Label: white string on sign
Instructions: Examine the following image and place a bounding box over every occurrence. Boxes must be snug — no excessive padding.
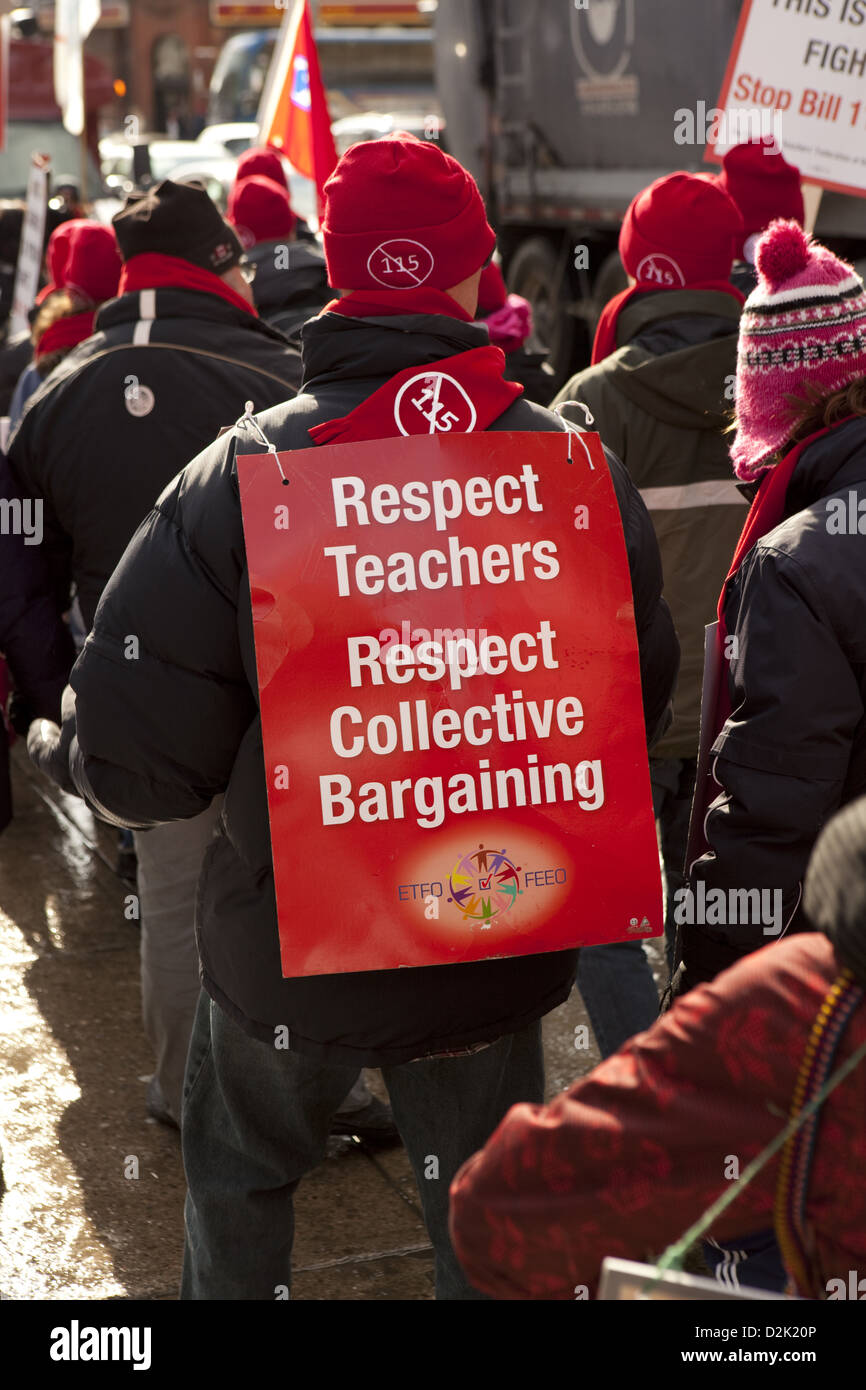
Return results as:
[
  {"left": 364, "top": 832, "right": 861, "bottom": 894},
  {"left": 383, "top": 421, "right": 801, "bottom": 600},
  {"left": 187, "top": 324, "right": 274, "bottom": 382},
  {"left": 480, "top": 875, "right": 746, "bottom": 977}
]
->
[
  {"left": 552, "top": 400, "right": 595, "bottom": 469},
  {"left": 236, "top": 400, "right": 288, "bottom": 484}
]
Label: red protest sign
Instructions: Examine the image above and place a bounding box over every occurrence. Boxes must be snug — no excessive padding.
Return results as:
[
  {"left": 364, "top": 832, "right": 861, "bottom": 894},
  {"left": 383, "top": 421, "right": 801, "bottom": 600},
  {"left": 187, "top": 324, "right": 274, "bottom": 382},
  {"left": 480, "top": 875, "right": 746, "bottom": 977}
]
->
[{"left": 237, "top": 431, "right": 661, "bottom": 978}]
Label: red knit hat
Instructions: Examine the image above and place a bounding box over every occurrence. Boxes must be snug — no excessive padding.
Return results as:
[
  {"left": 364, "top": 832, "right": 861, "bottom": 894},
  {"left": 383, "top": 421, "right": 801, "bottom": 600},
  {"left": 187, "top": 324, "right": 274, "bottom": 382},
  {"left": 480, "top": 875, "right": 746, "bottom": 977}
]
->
[
  {"left": 321, "top": 133, "right": 496, "bottom": 291},
  {"left": 718, "top": 139, "right": 804, "bottom": 260},
  {"left": 228, "top": 175, "right": 296, "bottom": 248},
  {"left": 235, "top": 146, "right": 289, "bottom": 192},
  {"left": 619, "top": 171, "right": 743, "bottom": 289},
  {"left": 36, "top": 218, "right": 121, "bottom": 306}
]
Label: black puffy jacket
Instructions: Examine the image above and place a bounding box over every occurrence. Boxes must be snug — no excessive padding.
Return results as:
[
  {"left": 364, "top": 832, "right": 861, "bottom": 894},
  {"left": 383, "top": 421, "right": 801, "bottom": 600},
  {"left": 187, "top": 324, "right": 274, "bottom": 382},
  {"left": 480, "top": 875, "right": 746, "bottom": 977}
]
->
[
  {"left": 56, "top": 310, "right": 678, "bottom": 1065},
  {"left": 685, "top": 415, "right": 866, "bottom": 980},
  {"left": 8, "top": 285, "right": 301, "bottom": 628}
]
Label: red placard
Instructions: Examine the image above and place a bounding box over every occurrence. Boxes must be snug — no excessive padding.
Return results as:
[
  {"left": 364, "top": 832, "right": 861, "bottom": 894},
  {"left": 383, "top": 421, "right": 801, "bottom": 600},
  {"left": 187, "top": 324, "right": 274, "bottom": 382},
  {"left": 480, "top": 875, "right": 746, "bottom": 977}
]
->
[{"left": 237, "top": 431, "right": 662, "bottom": 977}]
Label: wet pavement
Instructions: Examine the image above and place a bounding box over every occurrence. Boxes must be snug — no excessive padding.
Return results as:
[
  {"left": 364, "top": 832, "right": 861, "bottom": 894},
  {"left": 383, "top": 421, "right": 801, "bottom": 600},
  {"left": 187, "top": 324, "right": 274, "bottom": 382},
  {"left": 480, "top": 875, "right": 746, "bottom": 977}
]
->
[{"left": 0, "top": 743, "right": 666, "bottom": 1301}]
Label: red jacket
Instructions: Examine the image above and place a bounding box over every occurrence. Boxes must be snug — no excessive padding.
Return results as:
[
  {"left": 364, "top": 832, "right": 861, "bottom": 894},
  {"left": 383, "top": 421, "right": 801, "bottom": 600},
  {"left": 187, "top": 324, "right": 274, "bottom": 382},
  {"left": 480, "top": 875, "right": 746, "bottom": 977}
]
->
[{"left": 449, "top": 935, "right": 866, "bottom": 1299}]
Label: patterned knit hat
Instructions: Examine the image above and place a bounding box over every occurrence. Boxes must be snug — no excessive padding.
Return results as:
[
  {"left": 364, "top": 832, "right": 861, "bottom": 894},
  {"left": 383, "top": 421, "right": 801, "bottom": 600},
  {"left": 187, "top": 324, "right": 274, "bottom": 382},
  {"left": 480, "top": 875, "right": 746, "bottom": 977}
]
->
[{"left": 731, "top": 220, "right": 866, "bottom": 480}]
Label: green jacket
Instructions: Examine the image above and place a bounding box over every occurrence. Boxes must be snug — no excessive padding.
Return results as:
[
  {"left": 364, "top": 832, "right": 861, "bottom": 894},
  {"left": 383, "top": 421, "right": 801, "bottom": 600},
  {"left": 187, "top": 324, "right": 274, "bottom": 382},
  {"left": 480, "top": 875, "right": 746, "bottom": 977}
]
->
[{"left": 553, "top": 289, "right": 748, "bottom": 759}]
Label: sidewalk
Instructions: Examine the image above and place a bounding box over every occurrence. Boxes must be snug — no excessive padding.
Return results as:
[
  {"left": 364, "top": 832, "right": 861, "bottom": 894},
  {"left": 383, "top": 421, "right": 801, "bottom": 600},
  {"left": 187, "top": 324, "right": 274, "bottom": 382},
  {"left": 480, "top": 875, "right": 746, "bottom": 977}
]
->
[{"left": 0, "top": 745, "right": 663, "bottom": 1300}]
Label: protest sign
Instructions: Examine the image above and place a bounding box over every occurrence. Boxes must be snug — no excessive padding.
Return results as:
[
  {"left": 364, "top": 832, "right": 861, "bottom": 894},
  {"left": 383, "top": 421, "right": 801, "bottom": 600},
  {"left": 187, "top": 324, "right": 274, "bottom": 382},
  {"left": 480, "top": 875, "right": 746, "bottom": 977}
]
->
[
  {"left": 709, "top": 0, "right": 866, "bottom": 196},
  {"left": 238, "top": 431, "right": 661, "bottom": 978},
  {"left": 598, "top": 1257, "right": 796, "bottom": 1302},
  {"left": 9, "top": 154, "right": 50, "bottom": 339}
]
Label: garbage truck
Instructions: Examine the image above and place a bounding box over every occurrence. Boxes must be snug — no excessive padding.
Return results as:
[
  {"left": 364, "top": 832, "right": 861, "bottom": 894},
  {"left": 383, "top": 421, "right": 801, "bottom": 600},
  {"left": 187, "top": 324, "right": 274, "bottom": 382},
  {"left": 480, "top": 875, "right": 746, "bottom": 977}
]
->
[{"left": 434, "top": 0, "right": 866, "bottom": 387}]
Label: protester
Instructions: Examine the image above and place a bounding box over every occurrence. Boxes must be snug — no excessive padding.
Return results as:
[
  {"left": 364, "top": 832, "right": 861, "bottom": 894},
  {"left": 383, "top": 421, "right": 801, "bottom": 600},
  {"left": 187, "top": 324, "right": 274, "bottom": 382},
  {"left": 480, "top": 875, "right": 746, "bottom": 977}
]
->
[
  {"left": 0, "top": 453, "right": 74, "bottom": 835},
  {"left": 550, "top": 172, "right": 749, "bottom": 1052},
  {"left": 678, "top": 220, "right": 866, "bottom": 993},
  {"left": 235, "top": 145, "right": 290, "bottom": 189},
  {"left": 227, "top": 173, "right": 329, "bottom": 342},
  {"left": 49, "top": 177, "right": 85, "bottom": 220},
  {"left": 27, "top": 133, "right": 678, "bottom": 1298},
  {"left": 717, "top": 138, "right": 804, "bottom": 296},
  {"left": 0, "top": 201, "right": 76, "bottom": 415},
  {"left": 235, "top": 146, "right": 317, "bottom": 242},
  {"left": 11, "top": 179, "right": 302, "bottom": 1131},
  {"left": 8, "top": 219, "right": 122, "bottom": 427},
  {"left": 0, "top": 203, "right": 25, "bottom": 334},
  {"left": 449, "top": 792, "right": 866, "bottom": 1300}
]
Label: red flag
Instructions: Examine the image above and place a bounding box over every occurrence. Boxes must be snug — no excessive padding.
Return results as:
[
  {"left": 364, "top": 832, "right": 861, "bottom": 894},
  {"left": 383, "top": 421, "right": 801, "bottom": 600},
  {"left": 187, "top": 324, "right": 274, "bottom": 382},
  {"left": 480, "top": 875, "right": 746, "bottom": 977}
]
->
[{"left": 257, "top": 0, "right": 338, "bottom": 214}]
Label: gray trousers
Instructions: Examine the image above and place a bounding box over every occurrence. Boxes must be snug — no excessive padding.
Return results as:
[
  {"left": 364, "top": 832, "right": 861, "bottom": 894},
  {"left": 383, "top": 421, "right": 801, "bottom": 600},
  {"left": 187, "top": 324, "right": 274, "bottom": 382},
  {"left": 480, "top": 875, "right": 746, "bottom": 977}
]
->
[
  {"left": 134, "top": 799, "right": 224, "bottom": 1123},
  {"left": 133, "top": 799, "right": 368, "bottom": 1124}
]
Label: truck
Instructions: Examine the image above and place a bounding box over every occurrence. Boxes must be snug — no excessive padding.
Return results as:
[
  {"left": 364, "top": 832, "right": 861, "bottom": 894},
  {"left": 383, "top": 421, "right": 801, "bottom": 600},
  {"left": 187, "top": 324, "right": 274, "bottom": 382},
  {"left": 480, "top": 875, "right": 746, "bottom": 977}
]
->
[{"left": 434, "top": 0, "right": 866, "bottom": 389}]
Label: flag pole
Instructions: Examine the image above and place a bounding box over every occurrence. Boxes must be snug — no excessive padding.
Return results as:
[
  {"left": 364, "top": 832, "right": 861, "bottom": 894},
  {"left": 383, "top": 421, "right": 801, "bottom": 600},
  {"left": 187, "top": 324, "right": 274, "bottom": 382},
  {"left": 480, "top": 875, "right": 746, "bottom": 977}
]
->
[{"left": 255, "top": 4, "right": 296, "bottom": 148}]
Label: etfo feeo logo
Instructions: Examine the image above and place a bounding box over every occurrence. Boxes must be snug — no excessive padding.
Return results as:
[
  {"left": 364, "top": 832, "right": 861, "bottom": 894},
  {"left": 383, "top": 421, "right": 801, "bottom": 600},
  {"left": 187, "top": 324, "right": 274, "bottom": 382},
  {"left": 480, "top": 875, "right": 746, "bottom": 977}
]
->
[
  {"left": 448, "top": 844, "right": 523, "bottom": 927},
  {"left": 367, "top": 239, "right": 434, "bottom": 287}
]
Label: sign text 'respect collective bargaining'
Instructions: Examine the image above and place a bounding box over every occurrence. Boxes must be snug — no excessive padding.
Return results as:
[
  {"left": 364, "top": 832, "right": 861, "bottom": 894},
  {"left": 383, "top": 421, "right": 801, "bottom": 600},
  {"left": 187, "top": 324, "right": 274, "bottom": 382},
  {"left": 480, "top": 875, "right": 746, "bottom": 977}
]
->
[{"left": 238, "top": 432, "right": 661, "bottom": 977}]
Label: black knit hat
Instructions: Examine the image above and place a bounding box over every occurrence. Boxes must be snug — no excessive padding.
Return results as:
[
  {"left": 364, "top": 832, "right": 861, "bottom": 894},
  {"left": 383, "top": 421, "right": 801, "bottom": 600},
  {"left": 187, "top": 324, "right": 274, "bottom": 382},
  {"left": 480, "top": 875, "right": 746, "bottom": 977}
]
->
[
  {"left": 804, "top": 795, "right": 866, "bottom": 988},
  {"left": 112, "top": 179, "right": 243, "bottom": 273}
]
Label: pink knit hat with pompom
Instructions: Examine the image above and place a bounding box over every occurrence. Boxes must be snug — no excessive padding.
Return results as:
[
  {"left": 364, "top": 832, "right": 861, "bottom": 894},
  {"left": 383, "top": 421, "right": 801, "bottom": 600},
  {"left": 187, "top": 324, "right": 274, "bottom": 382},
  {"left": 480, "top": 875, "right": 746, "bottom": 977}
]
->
[{"left": 731, "top": 219, "right": 866, "bottom": 480}]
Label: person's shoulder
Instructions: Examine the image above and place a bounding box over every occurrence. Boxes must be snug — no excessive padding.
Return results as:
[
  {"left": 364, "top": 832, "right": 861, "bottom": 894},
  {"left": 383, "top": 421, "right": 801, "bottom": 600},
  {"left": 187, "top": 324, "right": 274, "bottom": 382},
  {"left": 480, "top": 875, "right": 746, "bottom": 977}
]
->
[
  {"left": 711, "top": 934, "right": 836, "bottom": 1016},
  {"left": 490, "top": 395, "right": 566, "bottom": 433},
  {"left": 155, "top": 428, "right": 245, "bottom": 561},
  {"left": 756, "top": 484, "right": 863, "bottom": 574},
  {"left": 550, "top": 358, "right": 639, "bottom": 433}
]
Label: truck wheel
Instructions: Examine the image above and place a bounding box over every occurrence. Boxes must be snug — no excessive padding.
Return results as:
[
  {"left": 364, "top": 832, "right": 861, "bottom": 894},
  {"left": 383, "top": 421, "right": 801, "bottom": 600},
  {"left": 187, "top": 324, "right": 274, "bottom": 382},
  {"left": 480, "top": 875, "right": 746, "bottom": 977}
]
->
[{"left": 506, "top": 236, "right": 578, "bottom": 391}]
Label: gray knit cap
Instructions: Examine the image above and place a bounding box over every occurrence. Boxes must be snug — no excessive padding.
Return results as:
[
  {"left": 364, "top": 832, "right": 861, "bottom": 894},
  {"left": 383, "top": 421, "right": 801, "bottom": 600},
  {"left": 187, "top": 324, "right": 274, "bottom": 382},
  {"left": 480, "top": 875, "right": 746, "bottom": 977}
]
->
[{"left": 804, "top": 795, "right": 866, "bottom": 988}]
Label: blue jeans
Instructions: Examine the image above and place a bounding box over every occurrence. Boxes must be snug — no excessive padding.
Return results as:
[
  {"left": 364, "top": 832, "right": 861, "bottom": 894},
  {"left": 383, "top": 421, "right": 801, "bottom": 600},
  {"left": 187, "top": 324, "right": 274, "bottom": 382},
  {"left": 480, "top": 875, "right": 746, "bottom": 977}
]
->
[
  {"left": 576, "top": 941, "right": 659, "bottom": 1058},
  {"left": 180, "top": 990, "right": 544, "bottom": 1300},
  {"left": 650, "top": 755, "right": 697, "bottom": 973},
  {"left": 574, "top": 757, "right": 696, "bottom": 1058}
]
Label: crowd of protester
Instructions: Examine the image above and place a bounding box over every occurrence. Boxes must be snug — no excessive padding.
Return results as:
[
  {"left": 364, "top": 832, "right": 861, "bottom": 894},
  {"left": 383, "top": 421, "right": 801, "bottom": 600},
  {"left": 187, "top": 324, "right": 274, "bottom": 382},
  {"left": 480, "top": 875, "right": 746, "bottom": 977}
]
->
[{"left": 0, "top": 129, "right": 864, "bottom": 1302}]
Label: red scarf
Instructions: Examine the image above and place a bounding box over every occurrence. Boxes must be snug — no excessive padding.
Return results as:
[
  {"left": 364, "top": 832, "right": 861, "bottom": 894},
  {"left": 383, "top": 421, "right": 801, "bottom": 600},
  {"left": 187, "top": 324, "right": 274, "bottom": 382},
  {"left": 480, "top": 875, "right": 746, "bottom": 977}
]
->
[
  {"left": 590, "top": 282, "right": 745, "bottom": 365},
  {"left": 688, "top": 417, "right": 854, "bottom": 863},
  {"left": 309, "top": 288, "right": 522, "bottom": 445},
  {"left": 118, "top": 253, "right": 257, "bottom": 318},
  {"left": 34, "top": 309, "right": 96, "bottom": 363},
  {"left": 323, "top": 286, "right": 475, "bottom": 323}
]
